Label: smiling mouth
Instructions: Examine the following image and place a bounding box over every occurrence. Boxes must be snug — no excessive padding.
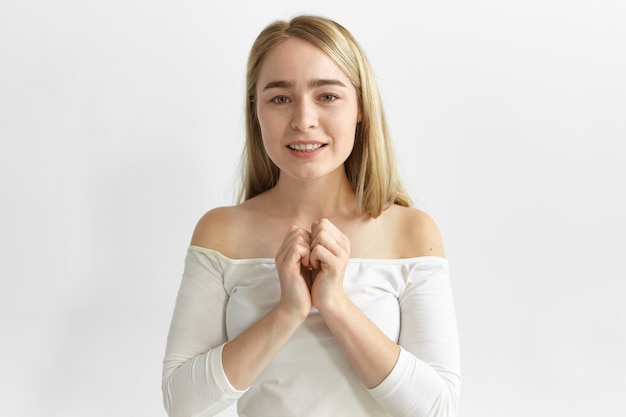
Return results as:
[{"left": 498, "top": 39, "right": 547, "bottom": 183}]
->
[{"left": 287, "top": 143, "right": 326, "bottom": 152}]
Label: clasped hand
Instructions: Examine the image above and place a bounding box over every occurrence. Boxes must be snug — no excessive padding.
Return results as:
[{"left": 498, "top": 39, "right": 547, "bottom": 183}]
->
[{"left": 275, "top": 218, "right": 350, "bottom": 319}]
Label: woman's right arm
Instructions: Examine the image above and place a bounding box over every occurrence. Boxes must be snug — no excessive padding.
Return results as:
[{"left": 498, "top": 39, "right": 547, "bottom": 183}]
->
[
  {"left": 162, "top": 211, "right": 312, "bottom": 417},
  {"left": 162, "top": 247, "right": 241, "bottom": 417},
  {"left": 221, "top": 225, "right": 313, "bottom": 390}
]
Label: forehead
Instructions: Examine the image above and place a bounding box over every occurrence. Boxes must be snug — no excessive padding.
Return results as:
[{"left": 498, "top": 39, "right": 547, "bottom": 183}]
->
[{"left": 257, "top": 37, "right": 351, "bottom": 86}]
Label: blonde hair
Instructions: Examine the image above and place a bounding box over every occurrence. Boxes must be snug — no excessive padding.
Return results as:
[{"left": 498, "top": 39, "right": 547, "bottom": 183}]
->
[{"left": 240, "top": 15, "right": 412, "bottom": 217}]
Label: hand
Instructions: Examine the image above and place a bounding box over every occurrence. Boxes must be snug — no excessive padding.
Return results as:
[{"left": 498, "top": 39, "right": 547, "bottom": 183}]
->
[
  {"left": 309, "top": 219, "right": 351, "bottom": 312},
  {"left": 274, "top": 225, "right": 313, "bottom": 321}
]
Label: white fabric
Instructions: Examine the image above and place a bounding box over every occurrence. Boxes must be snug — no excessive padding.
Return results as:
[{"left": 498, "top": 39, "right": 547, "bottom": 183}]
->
[{"left": 162, "top": 246, "right": 461, "bottom": 417}]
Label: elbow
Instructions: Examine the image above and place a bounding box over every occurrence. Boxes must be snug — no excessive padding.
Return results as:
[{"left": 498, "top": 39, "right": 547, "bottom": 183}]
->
[
  {"left": 162, "top": 383, "right": 195, "bottom": 417},
  {"left": 162, "top": 372, "right": 180, "bottom": 417},
  {"left": 162, "top": 366, "right": 193, "bottom": 417},
  {"left": 428, "top": 373, "right": 461, "bottom": 417}
]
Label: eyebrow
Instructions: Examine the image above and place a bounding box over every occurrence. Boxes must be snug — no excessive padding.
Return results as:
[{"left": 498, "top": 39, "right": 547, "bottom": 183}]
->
[{"left": 262, "top": 79, "right": 348, "bottom": 91}]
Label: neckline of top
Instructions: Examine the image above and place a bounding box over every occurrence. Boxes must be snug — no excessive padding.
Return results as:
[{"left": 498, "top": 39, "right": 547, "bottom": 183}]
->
[{"left": 188, "top": 245, "right": 448, "bottom": 265}]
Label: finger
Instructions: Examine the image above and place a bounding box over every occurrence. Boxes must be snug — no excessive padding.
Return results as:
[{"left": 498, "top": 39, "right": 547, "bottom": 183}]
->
[
  {"left": 310, "top": 243, "right": 336, "bottom": 270},
  {"left": 276, "top": 226, "right": 312, "bottom": 266},
  {"left": 277, "top": 225, "right": 307, "bottom": 252},
  {"left": 309, "top": 246, "right": 320, "bottom": 270},
  {"left": 300, "top": 243, "right": 312, "bottom": 271},
  {"left": 311, "top": 218, "right": 343, "bottom": 243},
  {"left": 294, "top": 227, "right": 312, "bottom": 267},
  {"left": 310, "top": 218, "right": 332, "bottom": 236},
  {"left": 311, "top": 227, "right": 349, "bottom": 260}
]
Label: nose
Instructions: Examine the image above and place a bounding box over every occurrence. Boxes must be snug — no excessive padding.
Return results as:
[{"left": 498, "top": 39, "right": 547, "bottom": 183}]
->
[{"left": 291, "top": 99, "right": 318, "bottom": 131}]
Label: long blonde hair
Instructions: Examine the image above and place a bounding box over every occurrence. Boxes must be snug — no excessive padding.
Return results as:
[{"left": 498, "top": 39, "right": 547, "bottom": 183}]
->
[{"left": 240, "top": 15, "right": 411, "bottom": 217}]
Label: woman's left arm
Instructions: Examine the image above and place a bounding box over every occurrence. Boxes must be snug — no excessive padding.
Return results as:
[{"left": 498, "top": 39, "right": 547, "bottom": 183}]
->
[
  {"left": 309, "top": 218, "right": 401, "bottom": 388},
  {"left": 311, "top": 216, "right": 461, "bottom": 417},
  {"left": 371, "top": 257, "right": 461, "bottom": 417}
]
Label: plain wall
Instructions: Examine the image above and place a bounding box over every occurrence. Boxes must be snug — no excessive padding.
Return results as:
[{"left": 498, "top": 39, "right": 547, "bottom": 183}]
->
[{"left": 1, "top": 1, "right": 625, "bottom": 416}]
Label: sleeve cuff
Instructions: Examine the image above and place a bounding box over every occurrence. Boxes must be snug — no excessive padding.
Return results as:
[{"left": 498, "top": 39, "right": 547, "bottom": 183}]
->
[
  {"left": 368, "top": 347, "right": 460, "bottom": 417},
  {"left": 210, "top": 343, "right": 249, "bottom": 398},
  {"left": 368, "top": 346, "right": 411, "bottom": 402}
]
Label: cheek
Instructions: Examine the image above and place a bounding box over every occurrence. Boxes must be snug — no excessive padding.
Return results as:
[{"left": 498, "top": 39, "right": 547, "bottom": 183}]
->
[
  {"left": 335, "top": 112, "right": 359, "bottom": 144},
  {"left": 257, "top": 107, "right": 283, "bottom": 139},
  {"left": 256, "top": 107, "right": 267, "bottom": 134},
  {"left": 256, "top": 112, "right": 274, "bottom": 147},
  {"left": 256, "top": 113, "right": 282, "bottom": 162}
]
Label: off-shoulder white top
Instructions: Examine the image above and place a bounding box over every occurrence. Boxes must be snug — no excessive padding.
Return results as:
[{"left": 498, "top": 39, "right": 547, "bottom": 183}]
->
[{"left": 162, "top": 246, "right": 461, "bottom": 417}]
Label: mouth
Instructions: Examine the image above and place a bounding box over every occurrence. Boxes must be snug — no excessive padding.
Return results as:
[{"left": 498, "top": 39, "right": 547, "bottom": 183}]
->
[{"left": 287, "top": 143, "right": 326, "bottom": 152}]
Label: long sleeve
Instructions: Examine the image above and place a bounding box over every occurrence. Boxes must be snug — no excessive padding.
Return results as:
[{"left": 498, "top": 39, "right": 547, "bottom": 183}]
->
[
  {"left": 162, "top": 248, "right": 247, "bottom": 417},
  {"left": 368, "top": 257, "right": 462, "bottom": 417}
]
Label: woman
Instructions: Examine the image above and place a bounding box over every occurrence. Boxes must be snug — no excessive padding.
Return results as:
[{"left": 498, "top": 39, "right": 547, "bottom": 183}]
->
[{"left": 162, "top": 15, "right": 461, "bottom": 417}]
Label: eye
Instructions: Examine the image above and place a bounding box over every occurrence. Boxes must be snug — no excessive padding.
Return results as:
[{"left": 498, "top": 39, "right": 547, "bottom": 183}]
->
[
  {"left": 271, "top": 96, "right": 290, "bottom": 104},
  {"left": 320, "top": 94, "right": 338, "bottom": 102}
]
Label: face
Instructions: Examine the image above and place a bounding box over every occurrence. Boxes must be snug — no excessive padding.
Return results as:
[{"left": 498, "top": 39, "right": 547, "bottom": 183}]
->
[{"left": 255, "top": 37, "right": 361, "bottom": 183}]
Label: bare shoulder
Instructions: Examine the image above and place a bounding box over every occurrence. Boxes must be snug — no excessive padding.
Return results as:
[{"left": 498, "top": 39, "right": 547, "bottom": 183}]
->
[
  {"left": 190, "top": 206, "right": 241, "bottom": 256},
  {"left": 387, "top": 205, "right": 445, "bottom": 258},
  {"left": 189, "top": 196, "right": 280, "bottom": 258}
]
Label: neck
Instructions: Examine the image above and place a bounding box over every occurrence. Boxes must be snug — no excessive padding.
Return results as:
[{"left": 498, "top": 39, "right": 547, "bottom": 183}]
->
[{"left": 269, "top": 168, "right": 358, "bottom": 225}]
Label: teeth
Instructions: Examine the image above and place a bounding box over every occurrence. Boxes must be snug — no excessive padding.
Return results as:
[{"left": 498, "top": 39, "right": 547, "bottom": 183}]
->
[{"left": 288, "top": 143, "right": 324, "bottom": 152}]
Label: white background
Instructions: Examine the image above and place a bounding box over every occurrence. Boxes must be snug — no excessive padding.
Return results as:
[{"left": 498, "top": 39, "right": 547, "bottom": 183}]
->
[{"left": 1, "top": 1, "right": 625, "bottom": 416}]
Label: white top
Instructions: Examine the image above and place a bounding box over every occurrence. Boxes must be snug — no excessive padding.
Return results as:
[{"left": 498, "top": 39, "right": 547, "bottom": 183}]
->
[{"left": 162, "top": 246, "right": 461, "bottom": 417}]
